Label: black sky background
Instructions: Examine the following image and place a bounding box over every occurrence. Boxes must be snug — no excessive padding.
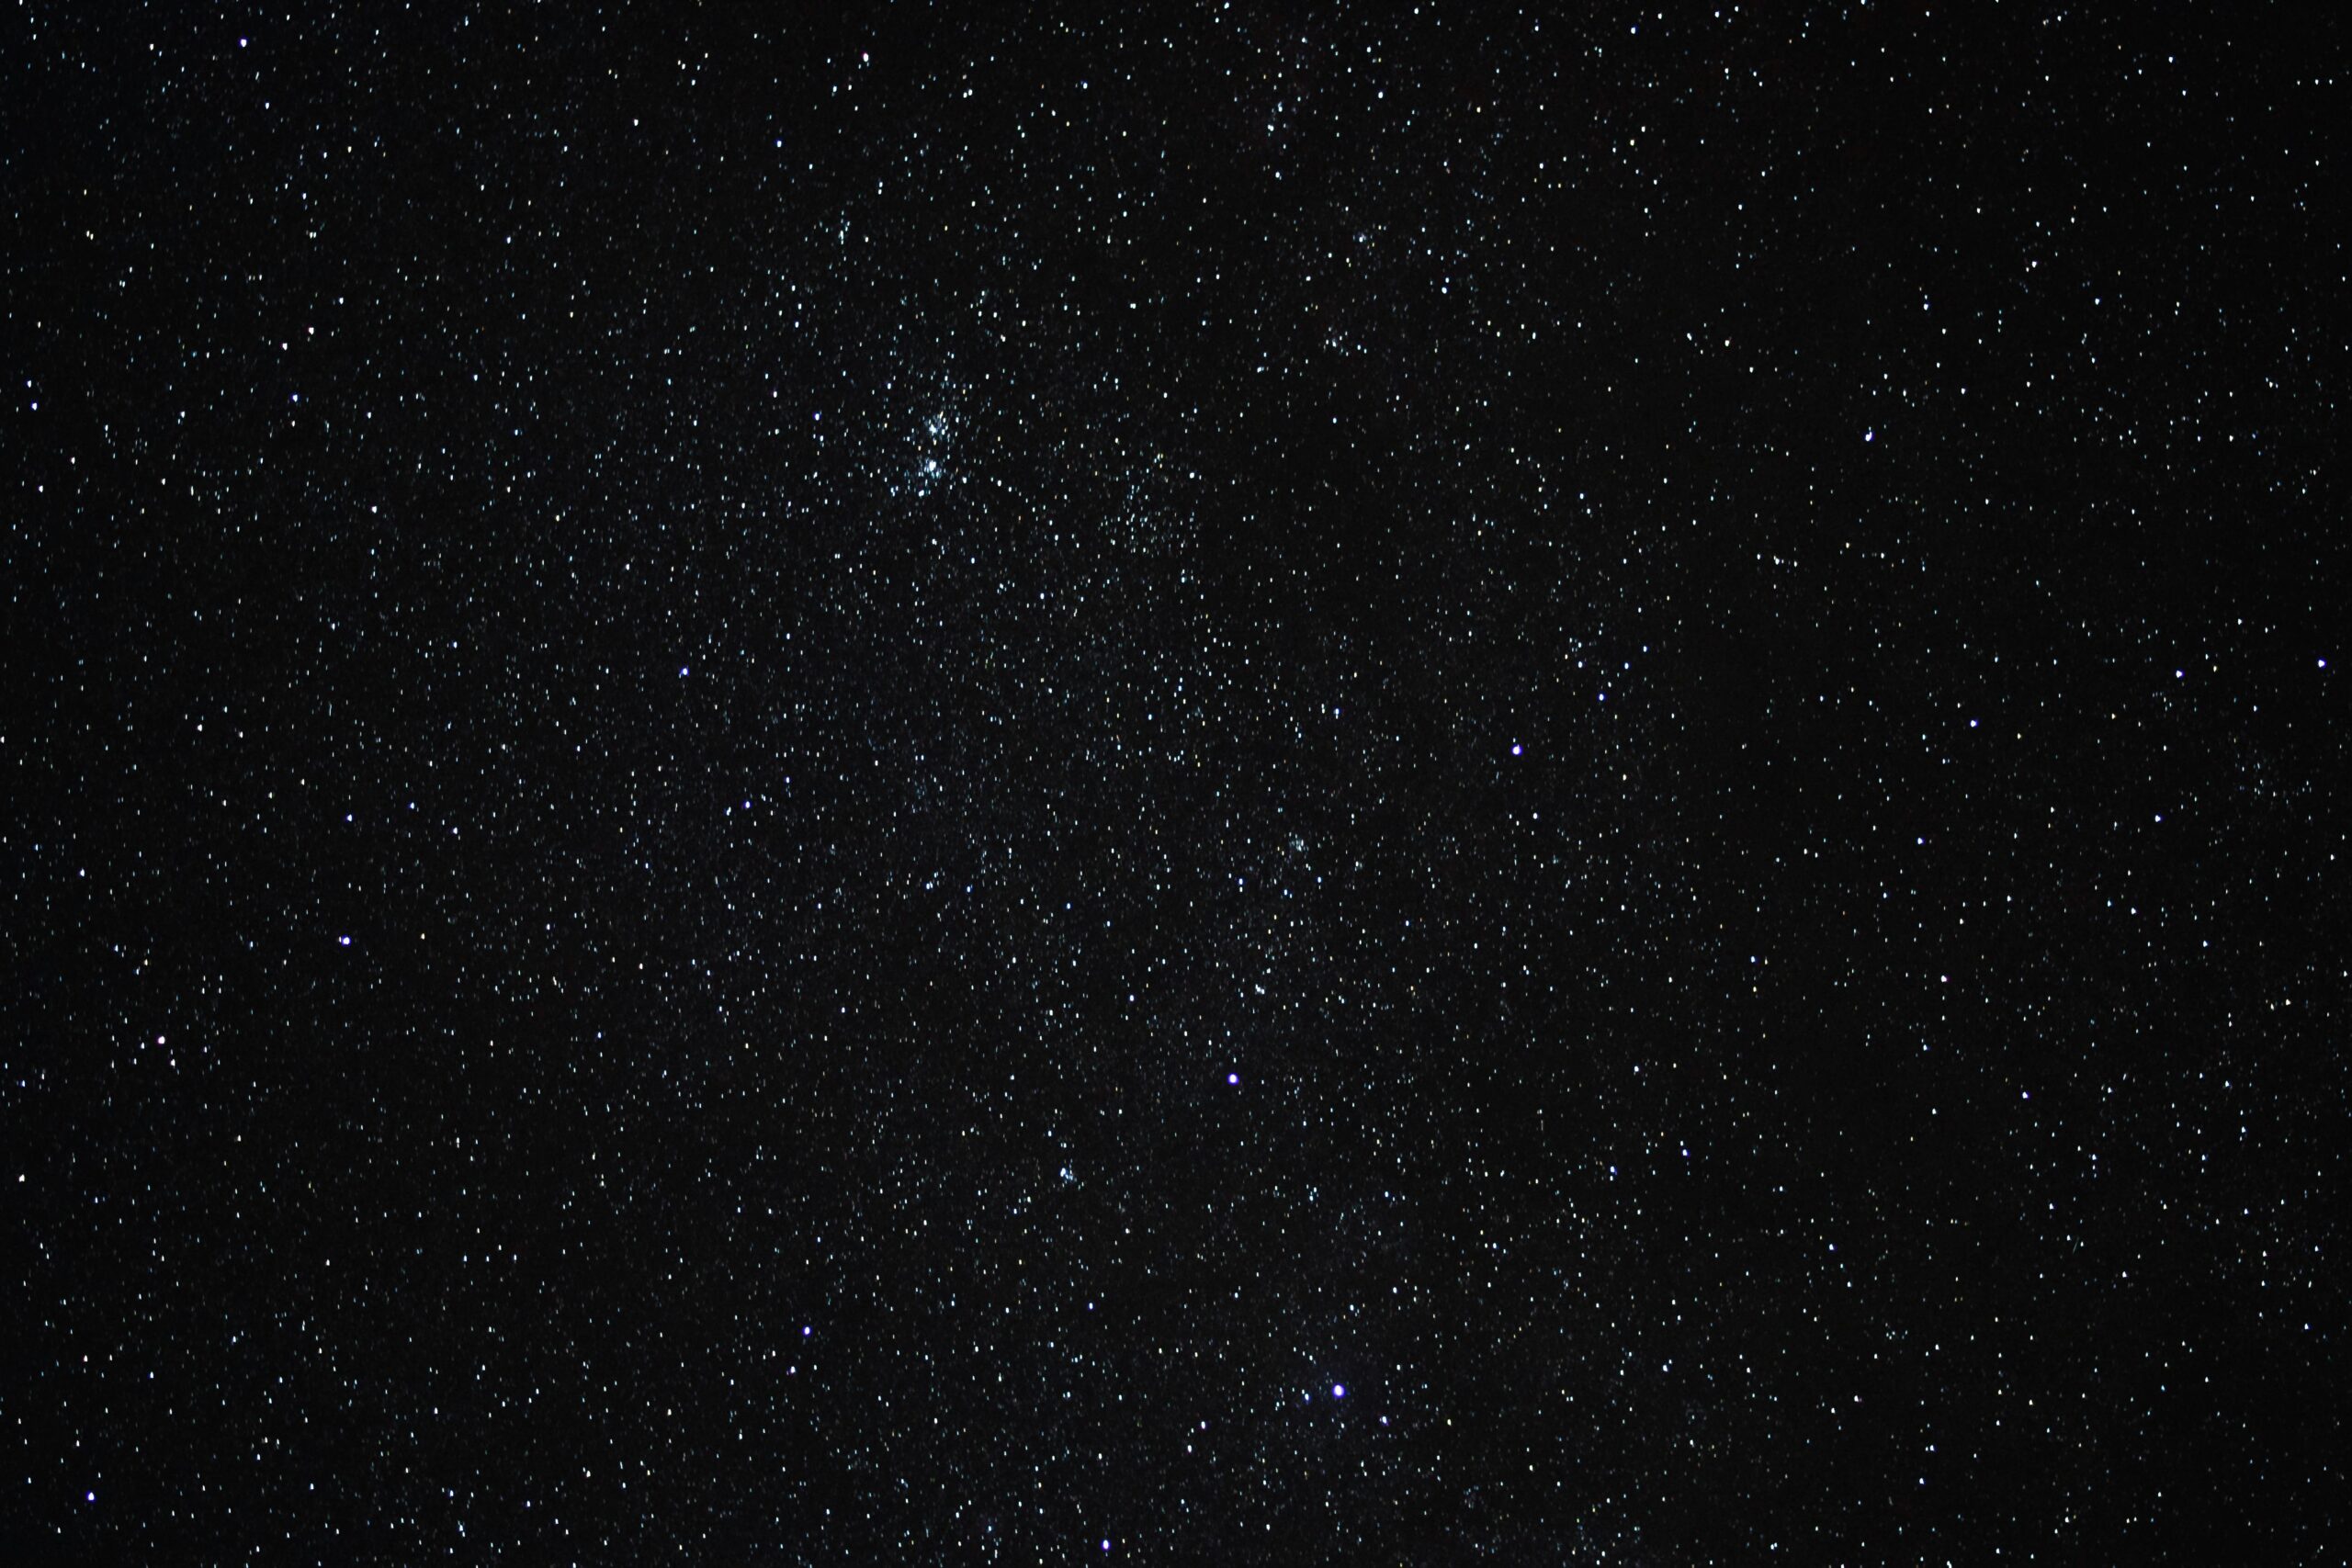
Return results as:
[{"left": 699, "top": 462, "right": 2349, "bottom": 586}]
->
[{"left": 6, "top": 3, "right": 2346, "bottom": 1562}]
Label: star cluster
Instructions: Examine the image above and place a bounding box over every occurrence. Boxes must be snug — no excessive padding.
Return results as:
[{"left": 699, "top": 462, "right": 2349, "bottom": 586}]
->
[{"left": 7, "top": 5, "right": 2345, "bottom": 1562}]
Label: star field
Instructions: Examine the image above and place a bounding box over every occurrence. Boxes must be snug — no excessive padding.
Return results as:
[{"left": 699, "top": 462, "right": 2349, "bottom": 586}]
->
[{"left": 6, "top": 5, "right": 2346, "bottom": 1562}]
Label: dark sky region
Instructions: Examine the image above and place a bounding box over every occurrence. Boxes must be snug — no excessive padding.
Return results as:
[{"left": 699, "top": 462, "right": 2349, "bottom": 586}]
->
[{"left": 6, "top": 4, "right": 2345, "bottom": 1562}]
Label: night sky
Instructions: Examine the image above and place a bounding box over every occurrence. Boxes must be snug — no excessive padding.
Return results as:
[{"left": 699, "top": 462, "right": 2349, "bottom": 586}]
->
[{"left": 7, "top": 4, "right": 2346, "bottom": 1562}]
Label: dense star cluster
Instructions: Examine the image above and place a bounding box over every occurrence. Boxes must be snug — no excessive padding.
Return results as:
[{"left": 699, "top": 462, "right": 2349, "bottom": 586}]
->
[{"left": 7, "top": 5, "right": 2345, "bottom": 1562}]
